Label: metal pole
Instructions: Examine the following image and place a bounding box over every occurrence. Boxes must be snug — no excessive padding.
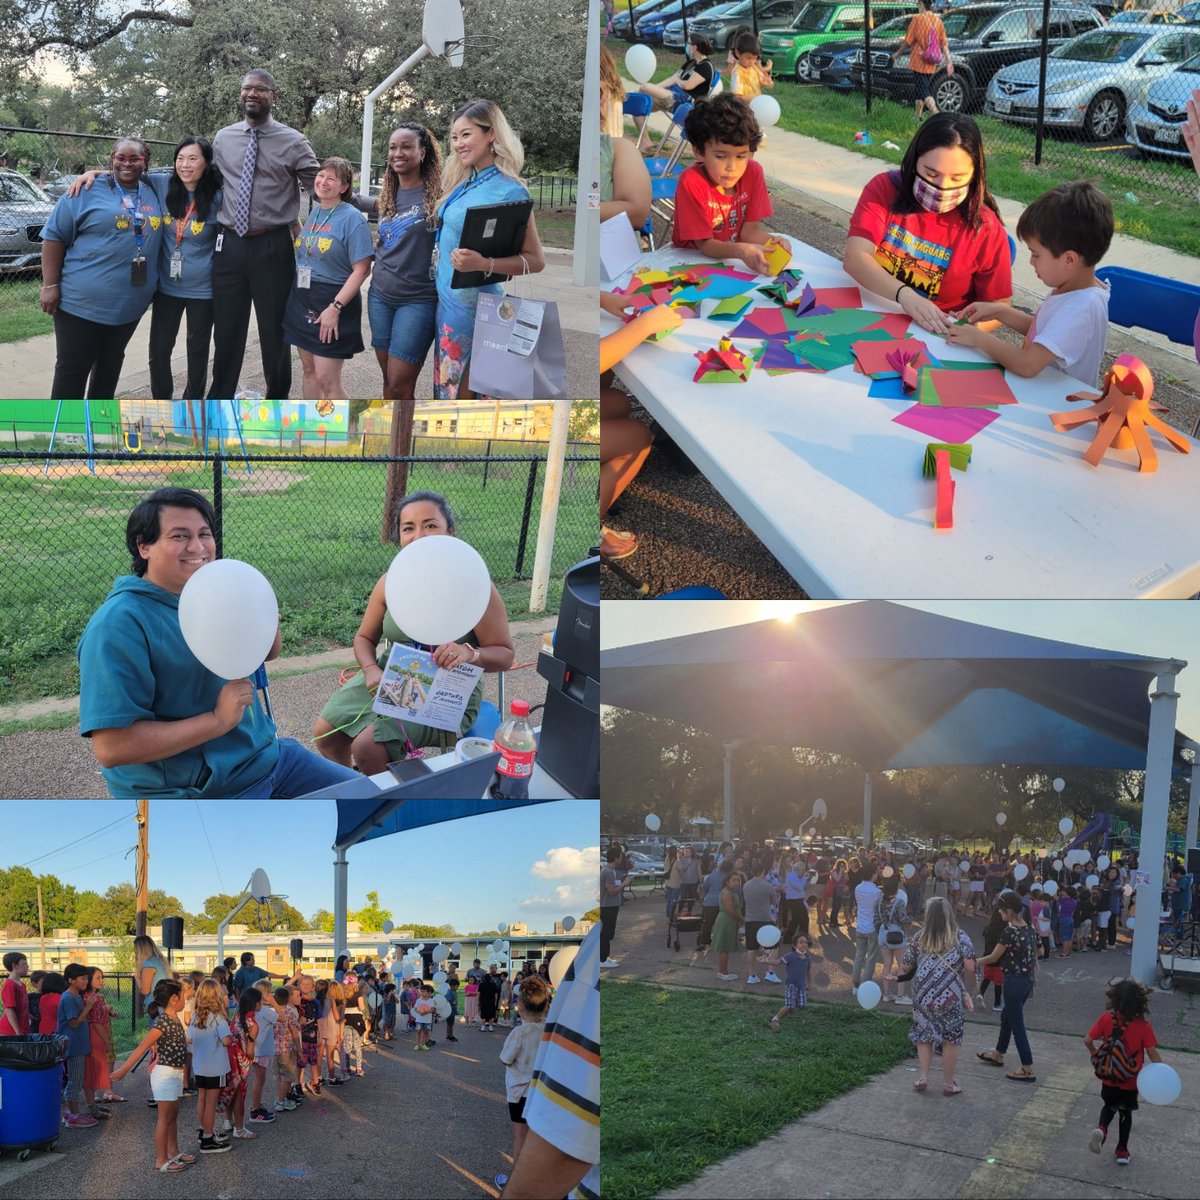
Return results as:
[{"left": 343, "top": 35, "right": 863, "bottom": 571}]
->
[
  {"left": 334, "top": 846, "right": 349, "bottom": 962},
  {"left": 751, "top": 0, "right": 759, "bottom": 36},
  {"left": 1131, "top": 665, "right": 1184, "bottom": 986},
  {"left": 575, "top": 0, "right": 602, "bottom": 288},
  {"left": 723, "top": 739, "right": 741, "bottom": 843},
  {"left": 626, "top": 0, "right": 635, "bottom": 41},
  {"left": 863, "top": 772, "right": 873, "bottom": 847},
  {"left": 212, "top": 451, "right": 223, "bottom": 559},
  {"left": 1033, "top": 0, "right": 1051, "bottom": 166},
  {"left": 1188, "top": 746, "right": 1200, "bottom": 848},
  {"left": 528, "top": 399, "right": 571, "bottom": 613},
  {"left": 864, "top": 0, "right": 872, "bottom": 114},
  {"left": 36, "top": 883, "right": 47, "bottom": 969},
  {"left": 514, "top": 459, "right": 540, "bottom": 578},
  {"left": 135, "top": 800, "right": 148, "bottom": 1018},
  {"left": 359, "top": 44, "right": 432, "bottom": 197}
]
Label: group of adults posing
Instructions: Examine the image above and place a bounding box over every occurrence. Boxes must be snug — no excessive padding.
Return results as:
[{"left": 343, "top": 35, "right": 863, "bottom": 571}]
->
[{"left": 40, "top": 68, "right": 546, "bottom": 403}]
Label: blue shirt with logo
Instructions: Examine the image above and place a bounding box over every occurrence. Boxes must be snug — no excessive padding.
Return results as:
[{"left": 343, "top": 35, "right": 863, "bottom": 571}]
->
[
  {"left": 159, "top": 187, "right": 223, "bottom": 300},
  {"left": 294, "top": 201, "right": 373, "bottom": 286},
  {"left": 43, "top": 177, "right": 166, "bottom": 325}
]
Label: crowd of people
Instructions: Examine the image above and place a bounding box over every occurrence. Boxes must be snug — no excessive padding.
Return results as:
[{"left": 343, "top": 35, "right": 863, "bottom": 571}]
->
[
  {"left": 40, "top": 69, "right": 546, "bottom": 402},
  {"left": 1, "top": 928, "right": 598, "bottom": 1193}
]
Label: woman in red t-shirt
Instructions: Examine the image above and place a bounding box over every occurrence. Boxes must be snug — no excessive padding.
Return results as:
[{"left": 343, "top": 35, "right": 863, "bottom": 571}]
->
[
  {"left": 1083, "top": 978, "right": 1164, "bottom": 1166},
  {"left": 843, "top": 113, "right": 1011, "bottom": 336}
]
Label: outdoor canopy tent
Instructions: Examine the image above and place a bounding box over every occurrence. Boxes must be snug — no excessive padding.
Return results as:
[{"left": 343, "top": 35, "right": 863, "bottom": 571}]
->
[
  {"left": 600, "top": 600, "right": 1198, "bottom": 985},
  {"left": 331, "top": 795, "right": 562, "bottom": 959}
]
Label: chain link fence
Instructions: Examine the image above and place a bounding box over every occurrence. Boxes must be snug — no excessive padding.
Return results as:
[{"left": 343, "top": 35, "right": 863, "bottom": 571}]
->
[{"left": 0, "top": 447, "right": 599, "bottom": 705}]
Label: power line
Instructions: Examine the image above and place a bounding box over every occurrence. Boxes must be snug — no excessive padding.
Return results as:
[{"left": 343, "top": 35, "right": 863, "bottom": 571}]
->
[
  {"left": 20, "top": 812, "right": 135, "bottom": 869},
  {"left": 53, "top": 845, "right": 137, "bottom": 878},
  {"left": 193, "top": 800, "right": 224, "bottom": 890}
]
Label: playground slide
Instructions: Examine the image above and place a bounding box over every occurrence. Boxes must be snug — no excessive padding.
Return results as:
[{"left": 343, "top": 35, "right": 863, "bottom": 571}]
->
[{"left": 1063, "top": 812, "right": 1109, "bottom": 853}]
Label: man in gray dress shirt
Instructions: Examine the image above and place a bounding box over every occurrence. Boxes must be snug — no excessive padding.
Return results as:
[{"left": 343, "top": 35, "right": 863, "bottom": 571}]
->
[{"left": 208, "top": 68, "right": 321, "bottom": 400}]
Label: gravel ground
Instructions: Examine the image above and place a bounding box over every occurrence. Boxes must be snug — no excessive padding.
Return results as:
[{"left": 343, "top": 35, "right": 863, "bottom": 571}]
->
[
  {"left": 0, "top": 1026, "right": 514, "bottom": 1198},
  {"left": 0, "top": 619, "right": 557, "bottom": 800},
  {"left": 601, "top": 191, "right": 1200, "bottom": 600}
]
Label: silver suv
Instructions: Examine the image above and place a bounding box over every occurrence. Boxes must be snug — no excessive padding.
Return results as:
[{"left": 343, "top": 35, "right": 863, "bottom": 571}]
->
[{"left": 0, "top": 170, "right": 54, "bottom": 273}]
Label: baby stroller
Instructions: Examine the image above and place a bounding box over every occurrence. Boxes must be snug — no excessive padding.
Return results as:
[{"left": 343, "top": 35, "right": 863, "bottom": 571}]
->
[{"left": 667, "top": 892, "right": 703, "bottom": 952}]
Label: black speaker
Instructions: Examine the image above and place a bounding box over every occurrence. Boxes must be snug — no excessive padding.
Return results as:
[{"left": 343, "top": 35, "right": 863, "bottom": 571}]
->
[
  {"left": 1187, "top": 848, "right": 1200, "bottom": 877},
  {"left": 161, "top": 916, "right": 184, "bottom": 950},
  {"left": 289, "top": 938, "right": 303, "bottom": 960}
]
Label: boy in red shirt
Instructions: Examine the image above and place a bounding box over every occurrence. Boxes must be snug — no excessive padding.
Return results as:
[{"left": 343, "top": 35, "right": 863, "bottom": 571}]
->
[
  {"left": 672, "top": 93, "right": 789, "bottom": 277},
  {"left": 1083, "top": 978, "right": 1164, "bottom": 1166},
  {"left": 1, "top": 952, "right": 30, "bottom": 1035}
]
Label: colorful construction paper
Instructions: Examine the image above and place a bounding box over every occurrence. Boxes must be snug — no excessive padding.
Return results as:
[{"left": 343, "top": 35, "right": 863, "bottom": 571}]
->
[
  {"left": 892, "top": 404, "right": 1000, "bottom": 441},
  {"left": 868, "top": 375, "right": 910, "bottom": 401},
  {"left": 787, "top": 308, "right": 883, "bottom": 337},
  {"left": 783, "top": 328, "right": 892, "bottom": 373},
  {"left": 752, "top": 339, "right": 820, "bottom": 374},
  {"left": 934, "top": 449, "right": 955, "bottom": 530},
  {"left": 778, "top": 269, "right": 805, "bottom": 288},
  {"left": 851, "top": 337, "right": 936, "bottom": 379},
  {"left": 757, "top": 280, "right": 792, "bottom": 305},
  {"left": 672, "top": 274, "right": 760, "bottom": 304},
  {"left": 921, "top": 365, "right": 1018, "bottom": 409},
  {"left": 694, "top": 343, "right": 753, "bottom": 383},
  {"left": 861, "top": 312, "right": 914, "bottom": 338},
  {"left": 762, "top": 236, "right": 792, "bottom": 276},
  {"left": 922, "top": 442, "right": 973, "bottom": 477},
  {"left": 708, "top": 294, "right": 755, "bottom": 321},
  {"left": 810, "top": 286, "right": 864, "bottom": 310},
  {"left": 730, "top": 306, "right": 805, "bottom": 340},
  {"left": 783, "top": 283, "right": 835, "bottom": 319}
]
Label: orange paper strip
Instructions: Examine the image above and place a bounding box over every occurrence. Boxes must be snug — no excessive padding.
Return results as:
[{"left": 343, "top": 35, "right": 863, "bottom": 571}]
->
[{"left": 934, "top": 449, "right": 955, "bottom": 530}]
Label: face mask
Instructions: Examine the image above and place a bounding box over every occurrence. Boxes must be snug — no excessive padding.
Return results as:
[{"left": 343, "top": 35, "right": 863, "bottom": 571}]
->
[{"left": 913, "top": 175, "right": 970, "bottom": 214}]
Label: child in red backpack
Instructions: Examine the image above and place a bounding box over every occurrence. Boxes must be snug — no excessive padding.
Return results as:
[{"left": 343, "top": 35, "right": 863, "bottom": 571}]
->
[{"left": 1083, "top": 978, "right": 1164, "bottom": 1166}]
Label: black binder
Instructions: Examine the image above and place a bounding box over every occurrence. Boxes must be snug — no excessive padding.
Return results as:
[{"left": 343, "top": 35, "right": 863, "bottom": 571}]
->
[{"left": 450, "top": 198, "right": 534, "bottom": 288}]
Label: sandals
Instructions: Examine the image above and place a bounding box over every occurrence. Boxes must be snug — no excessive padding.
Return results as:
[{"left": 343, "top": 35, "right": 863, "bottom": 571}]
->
[
  {"left": 600, "top": 526, "right": 639, "bottom": 561},
  {"left": 943, "top": 1082, "right": 963, "bottom": 1096},
  {"left": 977, "top": 1051, "right": 1005, "bottom": 1067},
  {"left": 913, "top": 1078, "right": 928, "bottom": 1091},
  {"left": 157, "top": 1158, "right": 190, "bottom": 1173},
  {"left": 1007, "top": 1067, "right": 1037, "bottom": 1083}
]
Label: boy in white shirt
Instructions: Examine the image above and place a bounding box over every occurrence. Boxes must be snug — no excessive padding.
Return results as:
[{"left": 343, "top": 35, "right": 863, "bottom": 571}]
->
[
  {"left": 494, "top": 974, "right": 551, "bottom": 1192},
  {"left": 248, "top": 979, "right": 278, "bottom": 1124},
  {"left": 412, "top": 984, "right": 435, "bottom": 1051},
  {"left": 947, "top": 180, "right": 1113, "bottom": 387}
]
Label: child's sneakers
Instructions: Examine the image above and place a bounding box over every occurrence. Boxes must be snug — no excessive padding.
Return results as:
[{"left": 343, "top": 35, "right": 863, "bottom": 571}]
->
[
  {"left": 1089, "top": 1126, "right": 1107, "bottom": 1154},
  {"left": 1116, "top": 1148, "right": 1131, "bottom": 1166},
  {"left": 495, "top": 1174, "right": 509, "bottom": 1190},
  {"left": 764, "top": 972, "right": 782, "bottom": 984},
  {"left": 746, "top": 974, "right": 761, "bottom": 985},
  {"left": 199, "top": 1136, "right": 232, "bottom": 1154},
  {"left": 63, "top": 1113, "right": 99, "bottom": 1128},
  {"left": 248, "top": 1108, "right": 276, "bottom": 1123},
  {"left": 231, "top": 1127, "right": 258, "bottom": 1140},
  {"left": 274, "top": 1099, "right": 298, "bottom": 1112}
]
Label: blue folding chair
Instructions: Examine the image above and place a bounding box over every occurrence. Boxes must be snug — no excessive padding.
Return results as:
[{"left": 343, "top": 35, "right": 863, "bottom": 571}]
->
[
  {"left": 1007, "top": 232, "right": 1017, "bottom": 265},
  {"left": 466, "top": 700, "right": 501, "bottom": 740},
  {"left": 623, "top": 92, "right": 653, "bottom": 151},
  {"left": 646, "top": 102, "right": 693, "bottom": 175},
  {"left": 647, "top": 173, "right": 680, "bottom": 250}
]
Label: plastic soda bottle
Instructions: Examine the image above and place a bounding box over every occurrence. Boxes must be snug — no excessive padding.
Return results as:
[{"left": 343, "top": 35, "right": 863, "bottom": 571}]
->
[{"left": 488, "top": 699, "right": 537, "bottom": 799}]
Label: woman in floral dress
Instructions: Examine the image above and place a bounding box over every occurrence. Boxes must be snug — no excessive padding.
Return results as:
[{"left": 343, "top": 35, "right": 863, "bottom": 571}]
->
[{"left": 886, "top": 896, "right": 977, "bottom": 1095}]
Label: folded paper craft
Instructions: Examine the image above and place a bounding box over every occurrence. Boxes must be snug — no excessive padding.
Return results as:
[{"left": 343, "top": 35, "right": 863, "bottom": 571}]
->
[
  {"left": 1048, "top": 353, "right": 1189, "bottom": 473},
  {"left": 934, "top": 449, "right": 955, "bottom": 530},
  {"left": 708, "top": 294, "right": 755, "bottom": 321},
  {"left": 757, "top": 280, "right": 792, "bottom": 305},
  {"left": 752, "top": 339, "right": 820, "bottom": 374},
  {"left": 694, "top": 341, "right": 753, "bottom": 383},
  {"left": 922, "top": 442, "right": 972, "bottom": 477},
  {"left": 851, "top": 337, "right": 934, "bottom": 381},
  {"left": 783, "top": 283, "right": 834, "bottom": 318},
  {"left": 762, "top": 236, "right": 792, "bottom": 277}
]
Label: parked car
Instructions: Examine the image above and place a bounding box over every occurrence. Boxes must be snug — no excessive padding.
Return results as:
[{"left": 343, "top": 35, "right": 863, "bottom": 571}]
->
[
  {"left": 637, "top": 0, "right": 724, "bottom": 44},
  {"left": 1179, "top": 1, "right": 1200, "bottom": 21},
  {"left": 39, "top": 173, "right": 80, "bottom": 199},
  {"left": 762, "top": 0, "right": 920, "bottom": 81},
  {"left": 1127, "top": 47, "right": 1200, "bottom": 156},
  {"left": 806, "top": 12, "right": 912, "bottom": 88},
  {"left": 1107, "top": 8, "right": 1190, "bottom": 25},
  {"left": 625, "top": 850, "right": 666, "bottom": 876},
  {"left": 663, "top": 1, "right": 741, "bottom": 50},
  {"left": 985, "top": 24, "right": 1200, "bottom": 140},
  {"left": 666, "top": 0, "right": 808, "bottom": 51},
  {"left": 612, "top": 0, "right": 677, "bottom": 38},
  {"left": 0, "top": 170, "right": 54, "bottom": 274},
  {"left": 853, "top": 2, "right": 1103, "bottom": 113}
]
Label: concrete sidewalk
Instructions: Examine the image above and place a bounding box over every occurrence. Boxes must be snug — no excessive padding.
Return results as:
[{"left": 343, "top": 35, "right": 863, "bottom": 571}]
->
[
  {"left": 0, "top": 247, "right": 598, "bottom": 400},
  {"left": 660, "top": 1017, "right": 1200, "bottom": 1199},
  {"left": 631, "top": 92, "right": 1200, "bottom": 387}
]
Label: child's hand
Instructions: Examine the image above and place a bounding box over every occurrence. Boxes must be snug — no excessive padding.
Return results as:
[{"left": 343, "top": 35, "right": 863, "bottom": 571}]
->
[
  {"left": 955, "top": 301, "right": 1004, "bottom": 326},
  {"left": 111, "top": 1063, "right": 127, "bottom": 1082},
  {"left": 944, "top": 323, "right": 986, "bottom": 349},
  {"left": 83, "top": 992, "right": 99, "bottom": 1009},
  {"left": 739, "top": 243, "right": 771, "bottom": 276},
  {"left": 963, "top": 993, "right": 974, "bottom": 1012},
  {"left": 600, "top": 290, "right": 632, "bottom": 319},
  {"left": 637, "top": 304, "right": 683, "bottom": 338}
]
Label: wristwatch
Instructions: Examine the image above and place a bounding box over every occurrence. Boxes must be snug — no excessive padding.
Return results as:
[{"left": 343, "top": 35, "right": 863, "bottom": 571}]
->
[
  {"left": 331, "top": 299, "right": 344, "bottom": 311},
  {"left": 468, "top": 644, "right": 481, "bottom": 664}
]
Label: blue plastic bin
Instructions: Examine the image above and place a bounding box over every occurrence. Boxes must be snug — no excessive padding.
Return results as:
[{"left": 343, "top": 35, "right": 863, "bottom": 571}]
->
[{"left": 0, "top": 1034, "right": 66, "bottom": 1153}]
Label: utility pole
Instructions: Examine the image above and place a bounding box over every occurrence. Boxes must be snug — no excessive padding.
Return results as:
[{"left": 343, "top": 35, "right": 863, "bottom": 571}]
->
[
  {"left": 36, "top": 883, "right": 47, "bottom": 969},
  {"left": 135, "top": 800, "right": 149, "bottom": 1017}
]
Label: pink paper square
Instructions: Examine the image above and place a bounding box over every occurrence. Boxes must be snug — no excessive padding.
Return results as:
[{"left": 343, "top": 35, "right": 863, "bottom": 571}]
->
[{"left": 891, "top": 404, "right": 1000, "bottom": 442}]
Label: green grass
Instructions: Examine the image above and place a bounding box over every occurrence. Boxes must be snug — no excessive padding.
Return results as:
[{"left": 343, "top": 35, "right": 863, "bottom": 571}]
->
[
  {"left": 0, "top": 275, "right": 53, "bottom": 344},
  {"left": 0, "top": 709, "right": 78, "bottom": 737},
  {"left": 608, "top": 38, "right": 1200, "bottom": 258},
  {"left": 533, "top": 206, "right": 578, "bottom": 249},
  {"left": 0, "top": 446, "right": 598, "bottom": 705},
  {"left": 601, "top": 979, "right": 912, "bottom": 1200}
]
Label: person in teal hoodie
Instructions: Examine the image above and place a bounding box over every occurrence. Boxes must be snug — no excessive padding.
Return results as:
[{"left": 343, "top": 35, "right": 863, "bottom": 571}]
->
[{"left": 77, "top": 487, "right": 359, "bottom": 799}]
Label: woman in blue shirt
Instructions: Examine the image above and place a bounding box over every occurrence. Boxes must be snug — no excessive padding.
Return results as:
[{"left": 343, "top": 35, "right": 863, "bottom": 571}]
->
[
  {"left": 433, "top": 99, "right": 546, "bottom": 399},
  {"left": 148, "top": 136, "right": 223, "bottom": 400},
  {"left": 282, "top": 157, "right": 374, "bottom": 400},
  {"left": 41, "top": 136, "right": 165, "bottom": 399}
]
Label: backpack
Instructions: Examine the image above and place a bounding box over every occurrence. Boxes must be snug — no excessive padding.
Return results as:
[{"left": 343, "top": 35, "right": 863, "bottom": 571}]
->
[
  {"left": 1091, "top": 1018, "right": 1139, "bottom": 1084},
  {"left": 922, "top": 24, "right": 943, "bottom": 66}
]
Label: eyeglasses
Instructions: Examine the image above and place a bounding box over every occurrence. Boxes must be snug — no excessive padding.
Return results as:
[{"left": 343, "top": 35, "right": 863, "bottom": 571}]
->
[{"left": 113, "top": 156, "right": 146, "bottom": 165}]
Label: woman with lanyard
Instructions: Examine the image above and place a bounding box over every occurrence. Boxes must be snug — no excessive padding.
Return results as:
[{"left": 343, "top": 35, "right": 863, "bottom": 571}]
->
[
  {"left": 281, "top": 157, "right": 374, "bottom": 400},
  {"left": 148, "top": 136, "right": 223, "bottom": 400},
  {"left": 310, "top": 489, "right": 515, "bottom": 774},
  {"left": 40, "top": 136, "right": 165, "bottom": 399},
  {"left": 842, "top": 113, "right": 1011, "bottom": 336},
  {"left": 366, "top": 124, "right": 442, "bottom": 414},
  {"left": 432, "top": 99, "right": 546, "bottom": 399}
]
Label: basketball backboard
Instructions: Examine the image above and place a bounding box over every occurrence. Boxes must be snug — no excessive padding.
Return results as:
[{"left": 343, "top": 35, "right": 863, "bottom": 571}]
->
[
  {"left": 250, "top": 867, "right": 272, "bottom": 902},
  {"left": 423, "top": 0, "right": 465, "bottom": 68}
]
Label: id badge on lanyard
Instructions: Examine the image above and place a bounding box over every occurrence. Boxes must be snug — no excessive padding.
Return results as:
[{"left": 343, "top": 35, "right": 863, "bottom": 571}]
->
[
  {"left": 170, "top": 199, "right": 197, "bottom": 280},
  {"left": 121, "top": 184, "right": 148, "bottom": 286}
]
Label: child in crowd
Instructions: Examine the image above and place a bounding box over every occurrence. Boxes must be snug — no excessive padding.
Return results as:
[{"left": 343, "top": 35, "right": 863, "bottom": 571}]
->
[
  {"left": 273, "top": 986, "right": 302, "bottom": 1112},
  {"left": 315, "top": 979, "right": 332, "bottom": 1080},
  {"left": 413, "top": 984, "right": 435, "bottom": 1050},
  {"left": 671, "top": 93, "right": 789, "bottom": 277},
  {"left": 180, "top": 970, "right": 204, "bottom": 1097},
  {"left": 1030, "top": 889, "right": 1053, "bottom": 960},
  {"left": 382, "top": 983, "right": 398, "bottom": 1041},
  {"left": 638, "top": 33, "right": 717, "bottom": 111},
  {"left": 948, "top": 181, "right": 1114, "bottom": 387},
  {"left": 1084, "top": 978, "right": 1164, "bottom": 1166},
  {"left": 113, "top": 980, "right": 191, "bottom": 1170},
  {"left": 323, "top": 980, "right": 346, "bottom": 1083},
  {"left": 296, "top": 976, "right": 322, "bottom": 1096},
  {"left": 342, "top": 973, "right": 367, "bottom": 1076},
  {"left": 445, "top": 977, "right": 460, "bottom": 1042},
  {"left": 220, "top": 989, "right": 259, "bottom": 1140},
  {"left": 500, "top": 971, "right": 513, "bottom": 1027},
  {"left": 83, "top": 967, "right": 119, "bottom": 1119},
  {"left": 769, "top": 934, "right": 811, "bottom": 1029},
  {"left": 36, "top": 972, "right": 65, "bottom": 1036},
  {"left": 248, "top": 980, "right": 278, "bottom": 1123},
  {"left": 977, "top": 907, "right": 1007, "bottom": 1012},
  {"left": 1, "top": 951, "right": 30, "bottom": 1035},
  {"left": 27, "top": 970, "right": 44, "bottom": 1031},
  {"left": 58, "top": 964, "right": 100, "bottom": 1128},
  {"left": 494, "top": 975, "right": 552, "bottom": 1192},
  {"left": 464, "top": 976, "right": 479, "bottom": 1027},
  {"left": 729, "top": 29, "right": 774, "bottom": 101},
  {"left": 1057, "top": 886, "right": 1078, "bottom": 959},
  {"left": 1075, "top": 886, "right": 1095, "bottom": 953},
  {"left": 187, "top": 977, "right": 232, "bottom": 1154}
]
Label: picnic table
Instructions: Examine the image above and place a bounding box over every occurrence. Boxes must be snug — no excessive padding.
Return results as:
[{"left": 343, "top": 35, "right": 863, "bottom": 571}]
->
[{"left": 604, "top": 239, "right": 1200, "bottom": 598}]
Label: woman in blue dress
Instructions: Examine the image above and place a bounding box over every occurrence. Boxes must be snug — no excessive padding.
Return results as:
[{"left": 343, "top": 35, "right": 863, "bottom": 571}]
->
[{"left": 433, "top": 99, "right": 547, "bottom": 399}]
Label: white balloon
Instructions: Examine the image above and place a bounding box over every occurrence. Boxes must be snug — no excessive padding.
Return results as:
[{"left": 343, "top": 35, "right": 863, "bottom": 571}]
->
[
  {"left": 857, "top": 981, "right": 881, "bottom": 1010},
  {"left": 1053, "top": 778, "right": 1066, "bottom": 793},
  {"left": 549, "top": 945, "right": 579, "bottom": 988},
  {"left": 433, "top": 944, "right": 449, "bottom": 960},
  {"left": 960, "top": 861, "right": 970, "bottom": 872},
  {"left": 414, "top": 944, "right": 425, "bottom": 951},
  {"left": 1138, "top": 1062, "right": 1181, "bottom": 1105},
  {"left": 785, "top": 829, "right": 794, "bottom": 839},
  {"left": 1053, "top": 860, "right": 1064, "bottom": 871},
  {"left": 750, "top": 94, "right": 781, "bottom": 129},
  {"left": 756, "top": 924, "right": 782, "bottom": 949},
  {"left": 881, "top": 866, "right": 894, "bottom": 879},
  {"left": 178, "top": 559, "right": 279, "bottom": 680},
  {"left": 433, "top": 995, "right": 452, "bottom": 1020},
  {"left": 903, "top": 863, "right": 915, "bottom": 879},
  {"left": 382, "top": 920, "right": 394, "bottom": 934},
  {"left": 433, "top": 970, "right": 447, "bottom": 984},
  {"left": 562, "top": 917, "right": 576, "bottom": 932},
  {"left": 645, "top": 813, "right": 661, "bottom": 832},
  {"left": 1014, "top": 864, "right": 1029, "bottom": 881},
  {"left": 1124, "top": 885, "right": 1134, "bottom": 897},
  {"left": 384, "top": 535, "right": 491, "bottom": 648},
  {"left": 376, "top": 943, "right": 390, "bottom": 957},
  {"left": 1087, "top": 874, "right": 1100, "bottom": 888},
  {"left": 498, "top": 924, "right": 508, "bottom": 933},
  {"left": 451, "top": 942, "right": 462, "bottom": 956},
  {"left": 625, "top": 43, "right": 657, "bottom": 84},
  {"left": 996, "top": 812, "right": 1007, "bottom": 826},
  {"left": 1043, "top": 880, "right": 1058, "bottom": 896},
  {"left": 1097, "top": 856, "right": 1110, "bottom": 870},
  {"left": 1059, "top": 818, "right": 1073, "bottom": 836}
]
